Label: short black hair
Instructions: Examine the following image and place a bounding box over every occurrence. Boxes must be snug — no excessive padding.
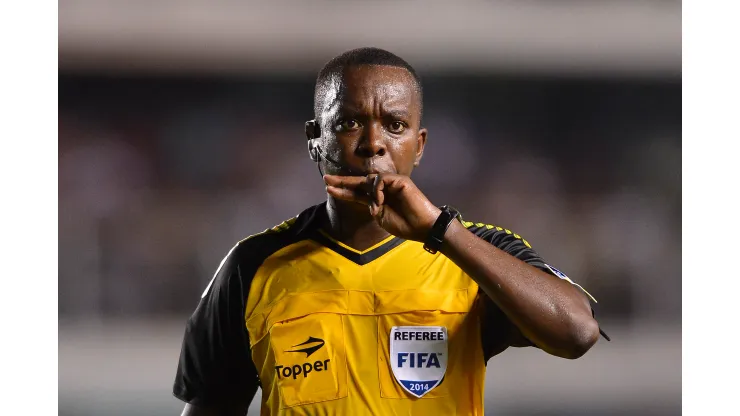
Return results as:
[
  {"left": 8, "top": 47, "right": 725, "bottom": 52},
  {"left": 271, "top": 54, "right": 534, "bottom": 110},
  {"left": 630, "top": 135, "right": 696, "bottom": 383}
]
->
[{"left": 313, "top": 47, "right": 423, "bottom": 123}]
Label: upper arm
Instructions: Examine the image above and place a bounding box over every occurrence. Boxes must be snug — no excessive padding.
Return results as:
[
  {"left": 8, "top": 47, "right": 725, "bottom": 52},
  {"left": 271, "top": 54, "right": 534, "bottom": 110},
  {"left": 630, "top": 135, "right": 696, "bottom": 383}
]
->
[
  {"left": 173, "top": 243, "right": 260, "bottom": 412},
  {"left": 465, "top": 222, "right": 602, "bottom": 359}
]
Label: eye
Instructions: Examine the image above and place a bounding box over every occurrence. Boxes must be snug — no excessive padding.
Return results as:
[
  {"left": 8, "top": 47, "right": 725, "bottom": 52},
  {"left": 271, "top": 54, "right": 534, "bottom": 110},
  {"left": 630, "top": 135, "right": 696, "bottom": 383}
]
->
[
  {"left": 336, "top": 119, "right": 361, "bottom": 132},
  {"left": 388, "top": 121, "right": 406, "bottom": 134}
]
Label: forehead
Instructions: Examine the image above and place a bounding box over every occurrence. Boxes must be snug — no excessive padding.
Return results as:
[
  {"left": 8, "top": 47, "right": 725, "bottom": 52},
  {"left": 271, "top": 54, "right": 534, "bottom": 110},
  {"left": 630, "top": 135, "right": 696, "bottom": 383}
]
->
[{"left": 321, "top": 65, "right": 420, "bottom": 114}]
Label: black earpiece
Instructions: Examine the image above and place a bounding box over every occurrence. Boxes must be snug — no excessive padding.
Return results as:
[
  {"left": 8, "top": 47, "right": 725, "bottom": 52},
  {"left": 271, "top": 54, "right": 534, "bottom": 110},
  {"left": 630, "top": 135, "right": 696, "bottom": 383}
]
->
[{"left": 305, "top": 120, "right": 322, "bottom": 162}]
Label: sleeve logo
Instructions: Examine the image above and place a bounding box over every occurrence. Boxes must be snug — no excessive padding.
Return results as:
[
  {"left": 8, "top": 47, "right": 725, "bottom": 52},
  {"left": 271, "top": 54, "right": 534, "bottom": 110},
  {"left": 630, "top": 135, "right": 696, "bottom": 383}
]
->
[
  {"left": 544, "top": 263, "right": 598, "bottom": 303},
  {"left": 390, "top": 326, "right": 448, "bottom": 398},
  {"left": 544, "top": 263, "right": 572, "bottom": 282}
]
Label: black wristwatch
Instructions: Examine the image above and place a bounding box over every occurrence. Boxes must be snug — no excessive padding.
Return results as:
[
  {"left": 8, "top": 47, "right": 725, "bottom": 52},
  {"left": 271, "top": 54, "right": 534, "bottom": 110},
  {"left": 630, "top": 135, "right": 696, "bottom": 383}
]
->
[{"left": 423, "top": 205, "right": 461, "bottom": 254}]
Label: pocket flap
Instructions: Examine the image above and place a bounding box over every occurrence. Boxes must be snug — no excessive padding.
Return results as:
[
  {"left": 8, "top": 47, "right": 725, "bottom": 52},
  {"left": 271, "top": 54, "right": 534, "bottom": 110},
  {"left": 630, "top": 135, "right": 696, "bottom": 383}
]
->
[
  {"left": 247, "top": 290, "right": 357, "bottom": 345},
  {"left": 373, "top": 289, "right": 469, "bottom": 315},
  {"left": 247, "top": 288, "right": 470, "bottom": 346}
]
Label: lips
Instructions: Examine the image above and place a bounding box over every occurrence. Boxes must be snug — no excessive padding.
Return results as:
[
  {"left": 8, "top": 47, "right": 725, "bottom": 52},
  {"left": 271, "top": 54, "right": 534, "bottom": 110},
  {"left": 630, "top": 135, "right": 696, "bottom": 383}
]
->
[
  {"left": 359, "top": 169, "right": 394, "bottom": 177},
  {"left": 361, "top": 162, "right": 394, "bottom": 176},
  {"left": 342, "top": 160, "right": 394, "bottom": 176}
]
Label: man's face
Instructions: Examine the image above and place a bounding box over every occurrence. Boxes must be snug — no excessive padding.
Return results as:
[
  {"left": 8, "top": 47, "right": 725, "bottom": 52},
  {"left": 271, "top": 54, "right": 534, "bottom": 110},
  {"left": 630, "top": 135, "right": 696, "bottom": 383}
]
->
[{"left": 316, "top": 65, "right": 427, "bottom": 177}]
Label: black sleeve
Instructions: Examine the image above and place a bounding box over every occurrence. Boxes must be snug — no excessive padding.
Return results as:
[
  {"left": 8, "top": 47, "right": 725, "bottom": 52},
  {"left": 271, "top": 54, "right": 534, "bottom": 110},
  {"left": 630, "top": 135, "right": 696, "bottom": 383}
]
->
[
  {"left": 465, "top": 223, "right": 549, "bottom": 271},
  {"left": 463, "top": 223, "right": 603, "bottom": 361},
  {"left": 173, "top": 243, "right": 260, "bottom": 407}
]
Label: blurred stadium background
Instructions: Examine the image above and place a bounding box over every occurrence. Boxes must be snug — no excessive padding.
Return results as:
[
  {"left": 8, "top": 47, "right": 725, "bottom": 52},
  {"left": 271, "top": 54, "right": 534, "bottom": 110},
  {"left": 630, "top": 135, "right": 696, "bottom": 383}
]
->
[{"left": 58, "top": 1, "right": 681, "bottom": 415}]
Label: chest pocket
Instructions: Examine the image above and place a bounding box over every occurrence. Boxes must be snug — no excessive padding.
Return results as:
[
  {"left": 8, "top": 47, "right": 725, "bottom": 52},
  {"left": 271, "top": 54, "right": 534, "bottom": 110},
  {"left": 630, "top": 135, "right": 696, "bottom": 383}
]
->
[
  {"left": 375, "top": 289, "right": 474, "bottom": 399},
  {"left": 247, "top": 291, "right": 350, "bottom": 409}
]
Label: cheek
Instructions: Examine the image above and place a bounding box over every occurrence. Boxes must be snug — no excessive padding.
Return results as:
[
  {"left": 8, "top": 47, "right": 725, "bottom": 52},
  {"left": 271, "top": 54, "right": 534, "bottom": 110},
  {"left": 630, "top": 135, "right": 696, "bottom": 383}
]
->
[
  {"left": 388, "top": 136, "right": 418, "bottom": 172},
  {"left": 325, "top": 129, "right": 353, "bottom": 149}
]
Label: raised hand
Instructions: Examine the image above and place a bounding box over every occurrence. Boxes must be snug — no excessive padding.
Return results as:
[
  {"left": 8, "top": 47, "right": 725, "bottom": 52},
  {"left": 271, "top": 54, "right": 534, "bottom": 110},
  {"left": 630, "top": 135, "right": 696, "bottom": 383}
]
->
[{"left": 324, "top": 173, "right": 442, "bottom": 242}]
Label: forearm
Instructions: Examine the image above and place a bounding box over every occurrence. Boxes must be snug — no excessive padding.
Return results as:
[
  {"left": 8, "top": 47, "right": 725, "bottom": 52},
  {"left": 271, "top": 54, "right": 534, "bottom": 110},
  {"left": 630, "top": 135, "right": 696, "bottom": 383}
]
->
[{"left": 439, "top": 220, "right": 599, "bottom": 359}]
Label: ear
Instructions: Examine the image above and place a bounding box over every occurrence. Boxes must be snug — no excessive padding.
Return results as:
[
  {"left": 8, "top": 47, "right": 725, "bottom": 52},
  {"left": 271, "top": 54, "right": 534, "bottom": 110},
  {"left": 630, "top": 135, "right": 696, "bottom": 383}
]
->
[{"left": 413, "top": 128, "right": 428, "bottom": 167}]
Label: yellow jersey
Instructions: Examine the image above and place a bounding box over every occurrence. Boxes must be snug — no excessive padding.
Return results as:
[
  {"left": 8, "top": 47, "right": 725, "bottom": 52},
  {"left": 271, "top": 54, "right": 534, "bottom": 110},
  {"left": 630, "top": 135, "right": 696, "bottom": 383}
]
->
[{"left": 173, "top": 202, "right": 598, "bottom": 415}]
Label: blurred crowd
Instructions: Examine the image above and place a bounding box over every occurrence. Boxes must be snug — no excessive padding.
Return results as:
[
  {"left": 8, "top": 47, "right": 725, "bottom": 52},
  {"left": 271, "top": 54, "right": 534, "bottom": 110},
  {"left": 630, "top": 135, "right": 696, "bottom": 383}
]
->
[{"left": 58, "top": 74, "right": 681, "bottom": 325}]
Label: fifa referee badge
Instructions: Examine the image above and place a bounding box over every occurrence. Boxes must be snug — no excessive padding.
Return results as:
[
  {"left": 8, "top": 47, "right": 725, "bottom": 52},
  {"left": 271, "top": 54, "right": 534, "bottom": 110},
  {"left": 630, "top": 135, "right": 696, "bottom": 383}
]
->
[{"left": 390, "top": 326, "right": 448, "bottom": 398}]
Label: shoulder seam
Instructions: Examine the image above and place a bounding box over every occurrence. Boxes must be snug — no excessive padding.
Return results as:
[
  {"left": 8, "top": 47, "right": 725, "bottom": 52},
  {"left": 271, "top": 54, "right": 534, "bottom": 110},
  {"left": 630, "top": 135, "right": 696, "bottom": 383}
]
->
[{"left": 235, "top": 216, "right": 300, "bottom": 246}]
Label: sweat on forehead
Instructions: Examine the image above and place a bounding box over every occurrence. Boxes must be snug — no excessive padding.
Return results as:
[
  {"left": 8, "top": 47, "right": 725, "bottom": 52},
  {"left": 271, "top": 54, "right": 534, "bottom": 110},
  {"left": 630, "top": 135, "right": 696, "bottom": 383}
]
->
[{"left": 313, "top": 65, "right": 423, "bottom": 122}]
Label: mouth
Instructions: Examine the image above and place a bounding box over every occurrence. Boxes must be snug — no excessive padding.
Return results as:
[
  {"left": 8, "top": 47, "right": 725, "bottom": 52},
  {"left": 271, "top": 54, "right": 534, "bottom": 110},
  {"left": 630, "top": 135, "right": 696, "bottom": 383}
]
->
[
  {"left": 360, "top": 160, "right": 394, "bottom": 176},
  {"left": 359, "top": 168, "right": 394, "bottom": 177},
  {"left": 338, "top": 165, "right": 384, "bottom": 177},
  {"left": 338, "top": 159, "right": 394, "bottom": 177}
]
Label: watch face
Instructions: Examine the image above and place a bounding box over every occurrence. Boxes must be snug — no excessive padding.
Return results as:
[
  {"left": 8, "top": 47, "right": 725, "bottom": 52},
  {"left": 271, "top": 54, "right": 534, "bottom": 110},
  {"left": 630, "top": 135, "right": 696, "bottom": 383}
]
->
[
  {"left": 442, "top": 205, "right": 460, "bottom": 219},
  {"left": 444, "top": 208, "right": 460, "bottom": 223}
]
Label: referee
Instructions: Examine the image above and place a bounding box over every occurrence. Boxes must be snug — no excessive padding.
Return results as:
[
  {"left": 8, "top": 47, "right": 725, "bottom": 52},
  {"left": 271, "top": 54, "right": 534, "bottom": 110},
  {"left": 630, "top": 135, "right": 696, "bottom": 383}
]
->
[{"left": 173, "top": 47, "right": 607, "bottom": 416}]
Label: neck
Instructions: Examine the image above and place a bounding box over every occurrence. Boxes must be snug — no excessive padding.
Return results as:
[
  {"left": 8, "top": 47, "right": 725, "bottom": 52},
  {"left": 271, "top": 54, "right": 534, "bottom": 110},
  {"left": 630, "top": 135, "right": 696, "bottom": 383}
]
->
[{"left": 323, "top": 197, "right": 392, "bottom": 251}]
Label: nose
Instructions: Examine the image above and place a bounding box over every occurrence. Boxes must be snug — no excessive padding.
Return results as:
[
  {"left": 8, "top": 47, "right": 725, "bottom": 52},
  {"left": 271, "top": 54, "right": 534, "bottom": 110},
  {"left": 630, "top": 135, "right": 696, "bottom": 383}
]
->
[{"left": 356, "top": 122, "right": 387, "bottom": 158}]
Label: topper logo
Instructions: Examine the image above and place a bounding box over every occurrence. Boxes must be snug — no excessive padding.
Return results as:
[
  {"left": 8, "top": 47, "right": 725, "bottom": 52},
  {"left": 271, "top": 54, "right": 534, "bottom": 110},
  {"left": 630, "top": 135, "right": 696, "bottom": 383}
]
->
[
  {"left": 285, "top": 336, "right": 325, "bottom": 358},
  {"left": 275, "top": 359, "right": 330, "bottom": 380},
  {"left": 275, "top": 336, "right": 330, "bottom": 380}
]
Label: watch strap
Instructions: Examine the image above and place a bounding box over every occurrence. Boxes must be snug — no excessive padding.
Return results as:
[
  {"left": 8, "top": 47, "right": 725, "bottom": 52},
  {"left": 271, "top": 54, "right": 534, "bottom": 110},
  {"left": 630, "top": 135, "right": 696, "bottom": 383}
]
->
[{"left": 423, "top": 205, "right": 461, "bottom": 254}]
